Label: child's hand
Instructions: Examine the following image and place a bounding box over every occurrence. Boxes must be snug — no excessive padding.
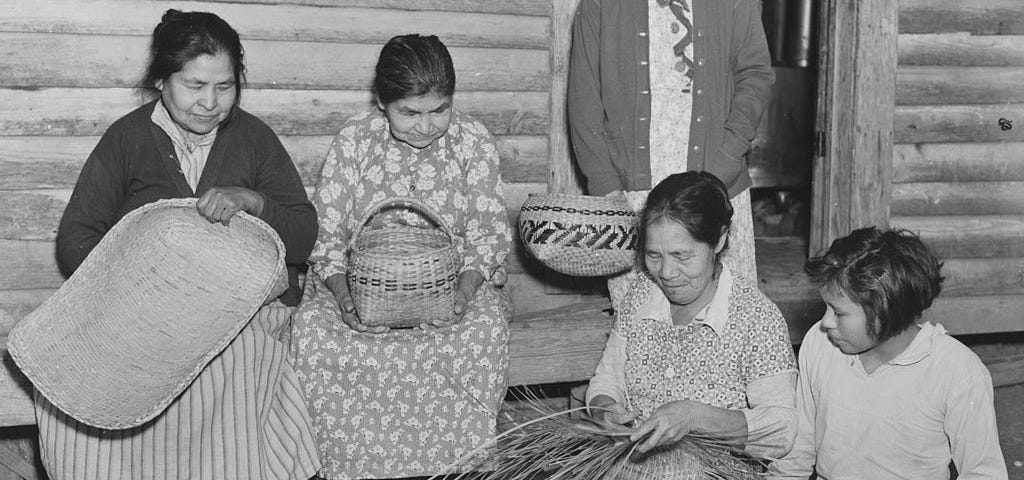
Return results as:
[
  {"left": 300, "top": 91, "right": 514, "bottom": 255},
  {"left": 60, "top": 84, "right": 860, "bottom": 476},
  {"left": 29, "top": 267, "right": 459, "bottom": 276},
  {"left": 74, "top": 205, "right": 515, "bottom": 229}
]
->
[{"left": 630, "top": 399, "right": 699, "bottom": 452}]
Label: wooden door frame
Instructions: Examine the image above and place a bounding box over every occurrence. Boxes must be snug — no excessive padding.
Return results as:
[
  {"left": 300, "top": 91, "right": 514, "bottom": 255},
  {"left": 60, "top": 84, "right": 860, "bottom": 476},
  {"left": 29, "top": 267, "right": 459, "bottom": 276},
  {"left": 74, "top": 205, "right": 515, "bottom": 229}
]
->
[
  {"left": 810, "top": 0, "right": 898, "bottom": 255},
  {"left": 549, "top": 0, "right": 584, "bottom": 195}
]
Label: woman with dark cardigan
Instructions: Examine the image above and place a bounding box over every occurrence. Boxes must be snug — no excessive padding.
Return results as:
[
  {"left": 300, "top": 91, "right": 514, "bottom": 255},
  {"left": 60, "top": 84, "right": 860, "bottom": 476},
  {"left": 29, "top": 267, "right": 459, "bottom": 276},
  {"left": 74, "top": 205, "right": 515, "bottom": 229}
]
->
[{"left": 47, "top": 10, "right": 320, "bottom": 480}]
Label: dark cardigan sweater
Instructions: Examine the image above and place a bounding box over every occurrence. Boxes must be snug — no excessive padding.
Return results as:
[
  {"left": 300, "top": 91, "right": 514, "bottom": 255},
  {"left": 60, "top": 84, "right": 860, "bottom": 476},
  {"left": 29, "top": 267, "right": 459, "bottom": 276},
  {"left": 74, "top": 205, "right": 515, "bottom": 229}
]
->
[
  {"left": 57, "top": 101, "right": 317, "bottom": 298},
  {"left": 567, "top": 0, "right": 774, "bottom": 197}
]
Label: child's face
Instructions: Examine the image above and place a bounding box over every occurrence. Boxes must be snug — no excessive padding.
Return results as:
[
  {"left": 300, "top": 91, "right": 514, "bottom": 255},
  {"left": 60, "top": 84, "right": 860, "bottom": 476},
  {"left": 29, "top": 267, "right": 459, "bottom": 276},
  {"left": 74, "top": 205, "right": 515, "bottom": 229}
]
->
[{"left": 819, "top": 287, "right": 877, "bottom": 355}]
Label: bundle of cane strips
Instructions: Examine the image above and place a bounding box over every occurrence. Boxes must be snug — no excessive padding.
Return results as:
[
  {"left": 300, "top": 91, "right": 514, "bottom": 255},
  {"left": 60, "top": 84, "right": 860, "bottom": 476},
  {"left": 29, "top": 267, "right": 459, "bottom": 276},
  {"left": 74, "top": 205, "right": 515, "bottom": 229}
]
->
[{"left": 430, "top": 390, "right": 771, "bottom": 479}]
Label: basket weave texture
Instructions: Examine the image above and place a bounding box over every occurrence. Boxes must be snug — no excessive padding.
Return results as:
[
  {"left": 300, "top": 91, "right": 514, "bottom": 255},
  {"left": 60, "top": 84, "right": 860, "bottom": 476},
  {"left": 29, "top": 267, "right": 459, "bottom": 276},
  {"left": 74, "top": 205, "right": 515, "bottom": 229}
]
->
[
  {"left": 346, "top": 196, "right": 462, "bottom": 328},
  {"left": 615, "top": 443, "right": 763, "bottom": 480},
  {"left": 8, "top": 198, "right": 287, "bottom": 430},
  {"left": 518, "top": 193, "right": 639, "bottom": 277}
]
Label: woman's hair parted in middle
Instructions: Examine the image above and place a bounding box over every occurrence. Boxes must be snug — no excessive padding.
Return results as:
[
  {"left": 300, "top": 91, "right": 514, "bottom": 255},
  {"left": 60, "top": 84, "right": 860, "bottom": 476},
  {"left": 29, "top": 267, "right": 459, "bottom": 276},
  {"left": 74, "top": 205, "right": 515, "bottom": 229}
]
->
[
  {"left": 138, "top": 9, "right": 246, "bottom": 101},
  {"left": 373, "top": 34, "right": 456, "bottom": 106},
  {"left": 636, "top": 171, "right": 734, "bottom": 268},
  {"left": 805, "top": 227, "right": 945, "bottom": 342}
]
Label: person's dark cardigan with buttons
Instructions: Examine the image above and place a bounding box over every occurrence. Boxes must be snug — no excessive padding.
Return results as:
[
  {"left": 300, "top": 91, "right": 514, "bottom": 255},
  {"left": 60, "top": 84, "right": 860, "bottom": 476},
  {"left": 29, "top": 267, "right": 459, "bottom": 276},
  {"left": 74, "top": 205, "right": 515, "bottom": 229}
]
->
[{"left": 568, "top": 0, "right": 774, "bottom": 198}]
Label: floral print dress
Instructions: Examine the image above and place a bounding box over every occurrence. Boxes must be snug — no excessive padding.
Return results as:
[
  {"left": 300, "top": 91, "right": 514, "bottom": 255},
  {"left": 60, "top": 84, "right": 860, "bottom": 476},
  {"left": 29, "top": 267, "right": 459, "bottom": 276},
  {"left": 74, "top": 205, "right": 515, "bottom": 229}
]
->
[{"left": 290, "top": 108, "right": 512, "bottom": 479}]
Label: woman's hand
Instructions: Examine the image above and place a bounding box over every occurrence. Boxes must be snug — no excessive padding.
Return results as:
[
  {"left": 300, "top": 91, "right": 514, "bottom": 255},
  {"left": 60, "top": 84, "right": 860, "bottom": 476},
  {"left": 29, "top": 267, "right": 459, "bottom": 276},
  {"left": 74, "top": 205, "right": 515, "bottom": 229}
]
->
[
  {"left": 588, "top": 395, "right": 638, "bottom": 427},
  {"left": 419, "top": 270, "right": 484, "bottom": 330},
  {"left": 196, "top": 187, "right": 265, "bottom": 226},
  {"left": 324, "top": 274, "right": 388, "bottom": 334},
  {"left": 630, "top": 399, "right": 703, "bottom": 453}
]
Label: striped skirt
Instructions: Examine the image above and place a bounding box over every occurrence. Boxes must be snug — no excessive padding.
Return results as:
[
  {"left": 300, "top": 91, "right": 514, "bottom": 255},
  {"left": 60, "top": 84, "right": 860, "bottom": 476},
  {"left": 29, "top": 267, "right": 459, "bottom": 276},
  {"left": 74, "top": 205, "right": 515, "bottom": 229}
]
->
[{"left": 35, "top": 303, "right": 321, "bottom": 480}]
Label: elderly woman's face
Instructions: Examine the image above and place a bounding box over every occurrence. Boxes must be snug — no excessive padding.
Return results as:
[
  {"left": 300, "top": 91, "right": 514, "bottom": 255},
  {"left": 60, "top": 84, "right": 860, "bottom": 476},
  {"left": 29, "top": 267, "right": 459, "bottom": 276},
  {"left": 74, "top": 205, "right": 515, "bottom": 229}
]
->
[
  {"left": 379, "top": 93, "right": 453, "bottom": 149},
  {"left": 156, "top": 53, "right": 236, "bottom": 140},
  {"left": 643, "top": 218, "right": 725, "bottom": 306}
]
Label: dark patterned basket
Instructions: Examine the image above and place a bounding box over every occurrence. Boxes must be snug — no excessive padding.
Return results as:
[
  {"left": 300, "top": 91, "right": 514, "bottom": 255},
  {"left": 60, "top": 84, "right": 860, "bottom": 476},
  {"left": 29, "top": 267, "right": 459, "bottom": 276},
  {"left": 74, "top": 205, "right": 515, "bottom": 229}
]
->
[
  {"left": 518, "top": 193, "right": 639, "bottom": 277},
  {"left": 347, "top": 197, "right": 462, "bottom": 328}
]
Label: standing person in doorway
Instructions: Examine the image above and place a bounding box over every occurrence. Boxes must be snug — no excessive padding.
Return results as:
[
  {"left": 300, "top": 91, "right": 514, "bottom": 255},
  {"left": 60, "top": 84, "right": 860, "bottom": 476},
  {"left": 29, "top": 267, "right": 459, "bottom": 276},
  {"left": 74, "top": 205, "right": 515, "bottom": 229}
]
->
[{"left": 568, "top": 0, "right": 773, "bottom": 309}]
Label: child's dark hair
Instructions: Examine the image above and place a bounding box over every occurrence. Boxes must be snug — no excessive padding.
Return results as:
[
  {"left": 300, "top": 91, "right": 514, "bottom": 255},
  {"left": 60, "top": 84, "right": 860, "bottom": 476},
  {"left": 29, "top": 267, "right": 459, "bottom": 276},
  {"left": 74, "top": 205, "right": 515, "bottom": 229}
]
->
[
  {"left": 636, "top": 171, "right": 733, "bottom": 269},
  {"left": 805, "top": 227, "right": 944, "bottom": 342}
]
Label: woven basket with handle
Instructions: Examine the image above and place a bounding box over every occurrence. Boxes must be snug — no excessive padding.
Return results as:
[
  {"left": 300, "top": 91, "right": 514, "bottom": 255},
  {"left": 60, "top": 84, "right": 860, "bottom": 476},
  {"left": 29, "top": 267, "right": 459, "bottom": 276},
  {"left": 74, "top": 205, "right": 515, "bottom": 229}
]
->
[
  {"left": 518, "top": 193, "right": 639, "bottom": 277},
  {"left": 346, "top": 196, "right": 462, "bottom": 329}
]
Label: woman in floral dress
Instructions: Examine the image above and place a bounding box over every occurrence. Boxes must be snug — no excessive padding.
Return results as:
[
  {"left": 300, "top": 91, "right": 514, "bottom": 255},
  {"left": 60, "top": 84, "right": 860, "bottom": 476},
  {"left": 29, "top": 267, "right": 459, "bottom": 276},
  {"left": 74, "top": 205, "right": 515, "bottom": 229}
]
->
[
  {"left": 586, "top": 172, "right": 797, "bottom": 478},
  {"left": 290, "top": 34, "right": 512, "bottom": 479}
]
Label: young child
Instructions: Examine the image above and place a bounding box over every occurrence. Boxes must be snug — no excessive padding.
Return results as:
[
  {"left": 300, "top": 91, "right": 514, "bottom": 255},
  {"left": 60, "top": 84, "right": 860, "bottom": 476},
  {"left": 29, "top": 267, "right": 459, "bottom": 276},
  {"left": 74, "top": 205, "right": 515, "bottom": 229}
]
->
[{"left": 768, "top": 227, "right": 1007, "bottom": 479}]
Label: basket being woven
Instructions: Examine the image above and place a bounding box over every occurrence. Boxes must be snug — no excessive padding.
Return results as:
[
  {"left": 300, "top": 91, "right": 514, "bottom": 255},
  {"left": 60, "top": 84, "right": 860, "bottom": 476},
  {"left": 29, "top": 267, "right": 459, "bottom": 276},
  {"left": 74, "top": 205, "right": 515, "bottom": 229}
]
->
[
  {"left": 615, "top": 442, "right": 764, "bottom": 480},
  {"left": 346, "top": 196, "right": 462, "bottom": 329},
  {"left": 518, "top": 193, "right": 639, "bottom": 277},
  {"left": 8, "top": 198, "right": 287, "bottom": 430}
]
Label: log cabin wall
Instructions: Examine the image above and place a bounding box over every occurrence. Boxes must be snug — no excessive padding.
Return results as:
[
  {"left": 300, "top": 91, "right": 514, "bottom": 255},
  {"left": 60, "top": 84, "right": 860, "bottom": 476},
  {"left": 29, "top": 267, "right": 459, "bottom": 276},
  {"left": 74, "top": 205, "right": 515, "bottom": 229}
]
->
[
  {"left": 892, "top": 0, "right": 1024, "bottom": 334},
  {"left": 0, "top": 0, "right": 604, "bottom": 338}
]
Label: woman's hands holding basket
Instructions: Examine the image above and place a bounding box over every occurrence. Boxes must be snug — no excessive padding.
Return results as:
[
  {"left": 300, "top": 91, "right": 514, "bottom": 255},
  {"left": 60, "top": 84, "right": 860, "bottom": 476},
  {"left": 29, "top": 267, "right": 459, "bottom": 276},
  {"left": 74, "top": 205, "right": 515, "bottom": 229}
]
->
[
  {"left": 325, "top": 270, "right": 482, "bottom": 332},
  {"left": 324, "top": 273, "right": 389, "bottom": 334},
  {"left": 417, "top": 270, "right": 484, "bottom": 330}
]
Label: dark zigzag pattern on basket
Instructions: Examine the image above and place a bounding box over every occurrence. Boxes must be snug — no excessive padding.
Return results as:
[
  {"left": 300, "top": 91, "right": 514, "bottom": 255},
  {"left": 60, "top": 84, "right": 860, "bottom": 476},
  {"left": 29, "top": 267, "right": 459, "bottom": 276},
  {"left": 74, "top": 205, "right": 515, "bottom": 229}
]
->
[
  {"left": 520, "top": 220, "right": 638, "bottom": 250},
  {"left": 520, "top": 205, "right": 636, "bottom": 217},
  {"left": 349, "top": 269, "right": 459, "bottom": 292}
]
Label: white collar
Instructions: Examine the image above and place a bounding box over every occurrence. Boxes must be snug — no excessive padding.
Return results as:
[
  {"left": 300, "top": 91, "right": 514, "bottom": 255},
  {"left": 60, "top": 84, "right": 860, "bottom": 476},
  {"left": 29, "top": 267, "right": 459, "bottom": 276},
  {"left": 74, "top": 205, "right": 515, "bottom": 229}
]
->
[{"left": 635, "top": 265, "right": 734, "bottom": 334}]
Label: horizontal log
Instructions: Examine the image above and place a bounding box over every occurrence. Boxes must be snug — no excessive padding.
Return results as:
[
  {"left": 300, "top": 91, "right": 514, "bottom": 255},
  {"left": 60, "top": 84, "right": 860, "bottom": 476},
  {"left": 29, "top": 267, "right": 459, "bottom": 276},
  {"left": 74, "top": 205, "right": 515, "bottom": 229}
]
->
[
  {"left": 899, "top": 34, "right": 1024, "bottom": 67},
  {"left": 985, "top": 354, "right": 1024, "bottom": 388},
  {"left": 0, "top": 88, "right": 550, "bottom": 136},
  {"left": 897, "top": 66, "right": 1024, "bottom": 105},
  {"left": 940, "top": 258, "right": 1024, "bottom": 297},
  {"left": 190, "top": 0, "right": 551, "bottom": 16},
  {"left": 0, "top": 289, "right": 52, "bottom": 337},
  {"left": 0, "top": 33, "right": 549, "bottom": 91},
  {"left": 0, "top": 134, "right": 548, "bottom": 189},
  {"left": 892, "top": 181, "right": 1024, "bottom": 216},
  {"left": 507, "top": 298, "right": 612, "bottom": 386},
  {"left": 894, "top": 104, "right": 1024, "bottom": 143},
  {"left": 1, "top": 1, "right": 549, "bottom": 48},
  {"left": 924, "top": 295, "right": 1024, "bottom": 335},
  {"left": 0, "top": 191, "right": 67, "bottom": 241},
  {"left": 891, "top": 215, "right": 1024, "bottom": 259},
  {"left": 0, "top": 340, "right": 34, "bottom": 428},
  {"left": 899, "top": 0, "right": 1024, "bottom": 35},
  {"left": 893, "top": 143, "right": 1024, "bottom": 183},
  {"left": 0, "top": 240, "right": 62, "bottom": 291}
]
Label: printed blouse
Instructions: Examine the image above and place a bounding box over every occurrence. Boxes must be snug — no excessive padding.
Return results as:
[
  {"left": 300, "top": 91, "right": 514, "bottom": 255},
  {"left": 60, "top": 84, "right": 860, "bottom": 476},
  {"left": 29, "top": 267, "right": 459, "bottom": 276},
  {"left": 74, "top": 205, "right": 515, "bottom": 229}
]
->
[{"left": 309, "top": 108, "right": 511, "bottom": 282}]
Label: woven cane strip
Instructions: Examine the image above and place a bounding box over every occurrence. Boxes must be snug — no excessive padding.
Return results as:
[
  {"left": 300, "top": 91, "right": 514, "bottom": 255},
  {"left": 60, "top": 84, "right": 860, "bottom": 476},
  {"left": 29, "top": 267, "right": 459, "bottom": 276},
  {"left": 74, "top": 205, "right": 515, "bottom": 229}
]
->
[
  {"left": 518, "top": 193, "right": 639, "bottom": 277},
  {"left": 347, "top": 197, "right": 461, "bottom": 328}
]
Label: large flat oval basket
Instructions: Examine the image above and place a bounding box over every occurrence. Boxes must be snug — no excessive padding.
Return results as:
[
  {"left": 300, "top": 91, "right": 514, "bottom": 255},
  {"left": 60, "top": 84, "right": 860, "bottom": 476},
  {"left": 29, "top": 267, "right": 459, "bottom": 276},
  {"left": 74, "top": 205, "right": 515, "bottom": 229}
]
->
[
  {"left": 347, "top": 197, "right": 462, "bottom": 329},
  {"left": 8, "top": 198, "right": 286, "bottom": 429},
  {"left": 518, "top": 193, "right": 638, "bottom": 277}
]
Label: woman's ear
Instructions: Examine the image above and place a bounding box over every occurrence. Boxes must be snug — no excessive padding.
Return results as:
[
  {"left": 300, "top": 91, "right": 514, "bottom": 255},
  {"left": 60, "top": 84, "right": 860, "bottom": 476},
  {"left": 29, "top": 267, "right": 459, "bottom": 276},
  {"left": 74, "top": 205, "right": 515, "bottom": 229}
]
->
[
  {"left": 155, "top": 79, "right": 164, "bottom": 92},
  {"left": 376, "top": 97, "right": 386, "bottom": 111},
  {"left": 714, "top": 227, "right": 729, "bottom": 254}
]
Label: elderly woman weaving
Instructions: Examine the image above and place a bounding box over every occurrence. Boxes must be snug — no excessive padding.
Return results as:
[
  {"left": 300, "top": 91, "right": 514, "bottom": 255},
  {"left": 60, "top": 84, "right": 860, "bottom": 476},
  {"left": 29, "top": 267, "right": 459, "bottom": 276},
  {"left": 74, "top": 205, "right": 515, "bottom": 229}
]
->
[
  {"left": 290, "top": 34, "right": 512, "bottom": 479},
  {"left": 587, "top": 172, "right": 797, "bottom": 475}
]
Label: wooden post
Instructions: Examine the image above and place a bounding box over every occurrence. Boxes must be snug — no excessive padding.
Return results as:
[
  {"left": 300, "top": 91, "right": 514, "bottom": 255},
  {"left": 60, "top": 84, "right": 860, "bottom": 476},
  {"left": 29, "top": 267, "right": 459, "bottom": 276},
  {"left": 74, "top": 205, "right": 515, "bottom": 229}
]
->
[
  {"left": 810, "top": 0, "right": 897, "bottom": 255},
  {"left": 548, "top": 0, "right": 584, "bottom": 195}
]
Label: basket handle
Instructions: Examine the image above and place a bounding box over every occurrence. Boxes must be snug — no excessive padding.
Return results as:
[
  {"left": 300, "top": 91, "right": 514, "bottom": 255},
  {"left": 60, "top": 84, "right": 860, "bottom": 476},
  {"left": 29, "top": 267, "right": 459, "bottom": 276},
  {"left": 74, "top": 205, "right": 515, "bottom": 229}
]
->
[{"left": 347, "top": 196, "right": 457, "bottom": 249}]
